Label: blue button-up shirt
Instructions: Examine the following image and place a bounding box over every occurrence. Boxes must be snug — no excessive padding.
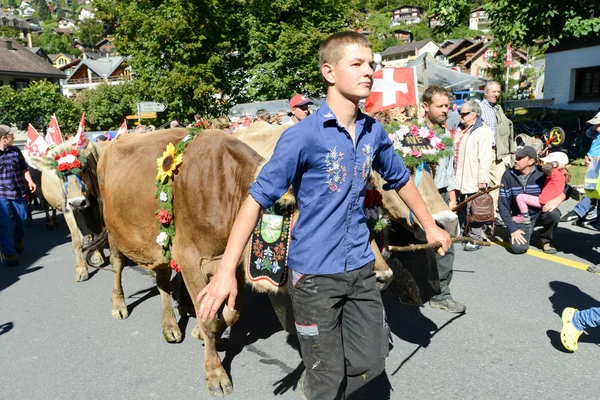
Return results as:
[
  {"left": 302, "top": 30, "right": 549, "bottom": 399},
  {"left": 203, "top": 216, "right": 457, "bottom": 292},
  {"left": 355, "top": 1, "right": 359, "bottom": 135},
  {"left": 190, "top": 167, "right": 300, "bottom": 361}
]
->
[{"left": 249, "top": 102, "right": 410, "bottom": 275}]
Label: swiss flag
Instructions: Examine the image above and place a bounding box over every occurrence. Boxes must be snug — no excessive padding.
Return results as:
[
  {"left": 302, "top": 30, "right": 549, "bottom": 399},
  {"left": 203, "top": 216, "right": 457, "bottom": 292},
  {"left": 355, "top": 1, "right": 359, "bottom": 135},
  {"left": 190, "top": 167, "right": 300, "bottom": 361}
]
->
[
  {"left": 115, "top": 120, "right": 128, "bottom": 138},
  {"left": 73, "top": 113, "right": 87, "bottom": 148},
  {"left": 364, "top": 68, "right": 418, "bottom": 113},
  {"left": 505, "top": 43, "right": 512, "bottom": 68},
  {"left": 25, "top": 124, "right": 49, "bottom": 157},
  {"left": 46, "top": 114, "right": 64, "bottom": 145}
]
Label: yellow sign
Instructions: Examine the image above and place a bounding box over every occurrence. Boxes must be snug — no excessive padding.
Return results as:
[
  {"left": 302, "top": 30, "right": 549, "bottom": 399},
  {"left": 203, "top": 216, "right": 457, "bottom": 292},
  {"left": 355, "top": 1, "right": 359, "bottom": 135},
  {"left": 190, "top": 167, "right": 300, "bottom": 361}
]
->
[{"left": 126, "top": 112, "right": 157, "bottom": 120}]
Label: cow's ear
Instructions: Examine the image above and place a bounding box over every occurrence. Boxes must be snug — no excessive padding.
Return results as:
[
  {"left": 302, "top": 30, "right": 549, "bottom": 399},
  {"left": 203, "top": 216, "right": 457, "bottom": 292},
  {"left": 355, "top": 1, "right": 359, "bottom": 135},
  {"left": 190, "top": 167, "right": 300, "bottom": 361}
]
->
[{"left": 28, "top": 156, "right": 55, "bottom": 171}]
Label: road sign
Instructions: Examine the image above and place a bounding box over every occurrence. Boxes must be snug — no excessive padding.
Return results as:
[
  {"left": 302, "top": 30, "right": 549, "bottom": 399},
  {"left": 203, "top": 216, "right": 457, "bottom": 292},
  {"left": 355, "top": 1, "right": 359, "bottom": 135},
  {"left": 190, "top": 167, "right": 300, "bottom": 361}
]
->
[
  {"left": 126, "top": 112, "right": 157, "bottom": 119},
  {"left": 138, "top": 102, "right": 167, "bottom": 112}
]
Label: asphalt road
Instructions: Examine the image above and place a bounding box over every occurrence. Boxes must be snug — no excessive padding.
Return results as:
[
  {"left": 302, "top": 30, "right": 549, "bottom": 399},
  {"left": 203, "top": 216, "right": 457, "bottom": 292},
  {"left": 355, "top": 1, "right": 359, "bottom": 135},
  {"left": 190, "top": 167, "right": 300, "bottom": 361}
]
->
[{"left": 1, "top": 199, "right": 599, "bottom": 400}]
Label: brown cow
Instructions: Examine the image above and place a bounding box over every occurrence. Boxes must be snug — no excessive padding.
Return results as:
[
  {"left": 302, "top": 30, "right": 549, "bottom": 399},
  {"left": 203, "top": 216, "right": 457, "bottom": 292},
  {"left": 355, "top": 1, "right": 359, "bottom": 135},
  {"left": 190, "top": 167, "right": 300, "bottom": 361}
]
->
[
  {"left": 29, "top": 140, "right": 105, "bottom": 281},
  {"left": 90, "top": 129, "right": 264, "bottom": 395}
]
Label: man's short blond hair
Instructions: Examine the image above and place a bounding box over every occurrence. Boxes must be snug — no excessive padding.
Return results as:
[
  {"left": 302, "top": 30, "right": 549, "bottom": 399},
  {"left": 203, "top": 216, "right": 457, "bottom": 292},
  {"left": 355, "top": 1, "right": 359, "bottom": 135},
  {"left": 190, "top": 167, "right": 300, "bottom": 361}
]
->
[{"left": 319, "top": 31, "right": 372, "bottom": 69}]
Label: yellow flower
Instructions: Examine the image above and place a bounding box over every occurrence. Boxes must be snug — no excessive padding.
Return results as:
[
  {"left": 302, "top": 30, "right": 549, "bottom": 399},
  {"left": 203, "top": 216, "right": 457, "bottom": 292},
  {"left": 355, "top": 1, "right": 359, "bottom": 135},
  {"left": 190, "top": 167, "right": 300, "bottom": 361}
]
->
[{"left": 156, "top": 143, "right": 183, "bottom": 182}]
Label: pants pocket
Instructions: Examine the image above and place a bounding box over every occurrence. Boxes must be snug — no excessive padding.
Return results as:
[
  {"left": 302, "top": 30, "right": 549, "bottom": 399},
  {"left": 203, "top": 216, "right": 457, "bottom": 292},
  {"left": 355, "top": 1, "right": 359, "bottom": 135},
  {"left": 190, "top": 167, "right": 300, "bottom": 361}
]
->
[{"left": 295, "top": 322, "right": 325, "bottom": 371}]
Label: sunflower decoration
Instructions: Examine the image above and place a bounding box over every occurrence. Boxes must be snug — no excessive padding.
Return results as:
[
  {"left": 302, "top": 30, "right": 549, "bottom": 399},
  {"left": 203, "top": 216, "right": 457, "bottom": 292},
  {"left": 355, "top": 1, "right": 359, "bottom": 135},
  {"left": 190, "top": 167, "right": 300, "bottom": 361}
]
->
[{"left": 156, "top": 142, "right": 183, "bottom": 182}]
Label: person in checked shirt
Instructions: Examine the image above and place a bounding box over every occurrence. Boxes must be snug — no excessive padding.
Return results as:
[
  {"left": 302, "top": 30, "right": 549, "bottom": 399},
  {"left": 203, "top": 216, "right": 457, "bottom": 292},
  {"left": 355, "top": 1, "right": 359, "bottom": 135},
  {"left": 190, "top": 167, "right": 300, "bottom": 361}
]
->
[{"left": 0, "top": 125, "right": 37, "bottom": 266}]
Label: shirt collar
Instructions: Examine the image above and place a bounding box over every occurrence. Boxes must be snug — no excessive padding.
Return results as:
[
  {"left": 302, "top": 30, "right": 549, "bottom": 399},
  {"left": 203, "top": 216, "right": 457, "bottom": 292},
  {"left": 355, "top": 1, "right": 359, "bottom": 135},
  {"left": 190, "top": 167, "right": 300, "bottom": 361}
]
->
[
  {"left": 483, "top": 99, "right": 497, "bottom": 108},
  {"left": 318, "top": 101, "right": 367, "bottom": 133}
]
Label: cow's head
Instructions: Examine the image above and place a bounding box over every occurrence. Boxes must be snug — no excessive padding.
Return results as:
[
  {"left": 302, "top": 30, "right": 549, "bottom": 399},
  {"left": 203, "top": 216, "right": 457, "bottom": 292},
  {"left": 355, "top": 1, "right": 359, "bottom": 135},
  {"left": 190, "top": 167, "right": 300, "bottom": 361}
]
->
[
  {"left": 29, "top": 140, "right": 102, "bottom": 212},
  {"left": 371, "top": 169, "right": 459, "bottom": 239}
]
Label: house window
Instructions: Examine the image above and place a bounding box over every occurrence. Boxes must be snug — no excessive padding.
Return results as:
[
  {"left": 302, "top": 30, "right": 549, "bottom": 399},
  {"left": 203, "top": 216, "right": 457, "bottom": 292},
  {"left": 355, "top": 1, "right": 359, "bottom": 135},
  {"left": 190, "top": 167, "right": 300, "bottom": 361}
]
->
[
  {"left": 13, "top": 80, "right": 29, "bottom": 90},
  {"left": 574, "top": 66, "right": 600, "bottom": 101}
]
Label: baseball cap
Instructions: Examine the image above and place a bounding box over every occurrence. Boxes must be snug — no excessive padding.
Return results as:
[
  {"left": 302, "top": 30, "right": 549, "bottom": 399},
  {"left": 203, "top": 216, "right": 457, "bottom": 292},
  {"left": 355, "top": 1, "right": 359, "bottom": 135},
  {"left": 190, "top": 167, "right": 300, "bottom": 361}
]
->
[
  {"left": 587, "top": 111, "right": 600, "bottom": 125},
  {"left": 289, "top": 94, "right": 313, "bottom": 109},
  {"left": 515, "top": 146, "right": 538, "bottom": 160},
  {"left": 540, "top": 151, "right": 569, "bottom": 166},
  {"left": 0, "top": 125, "right": 17, "bottom": 137}
]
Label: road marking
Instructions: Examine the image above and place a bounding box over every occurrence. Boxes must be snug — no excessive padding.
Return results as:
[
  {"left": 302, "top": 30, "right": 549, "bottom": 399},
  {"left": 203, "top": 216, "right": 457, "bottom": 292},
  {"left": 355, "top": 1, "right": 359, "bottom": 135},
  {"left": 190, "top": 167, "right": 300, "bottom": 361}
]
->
[{"left": 491, "top": 240, "right": 590, "bottom": 271}]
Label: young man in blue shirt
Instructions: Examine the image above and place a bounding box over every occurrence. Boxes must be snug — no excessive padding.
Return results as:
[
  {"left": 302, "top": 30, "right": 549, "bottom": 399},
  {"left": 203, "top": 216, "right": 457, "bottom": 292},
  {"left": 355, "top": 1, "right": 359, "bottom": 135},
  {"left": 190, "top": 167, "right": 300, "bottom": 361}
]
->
[{"left": 197, "top": 32, "right": 451, "bottom": 399}]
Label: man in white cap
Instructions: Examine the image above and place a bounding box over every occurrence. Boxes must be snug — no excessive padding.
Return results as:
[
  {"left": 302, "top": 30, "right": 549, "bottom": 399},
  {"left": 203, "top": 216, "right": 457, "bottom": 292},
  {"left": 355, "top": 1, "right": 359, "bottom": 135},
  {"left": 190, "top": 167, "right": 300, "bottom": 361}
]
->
[
  {"left": 287, "top": 94, "right": 314, "bottom": 125},
  {"left": 0, "top": 125, "right": 37, "bottom": 266}
]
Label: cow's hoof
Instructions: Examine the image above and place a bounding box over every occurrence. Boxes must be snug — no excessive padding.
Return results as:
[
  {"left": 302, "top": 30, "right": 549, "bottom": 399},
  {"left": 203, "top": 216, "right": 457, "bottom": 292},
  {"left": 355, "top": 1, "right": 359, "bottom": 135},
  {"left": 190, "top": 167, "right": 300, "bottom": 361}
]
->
[
  {"left": 162, "top": 325, "right": 183, "bottom": 343},
  {"left": 191, "top": 324, "right": 204, "bottom": 340},
  {"left": 206, "top": 374, "right": 233, "bottom": 396},
  {"left": 111, "top": 304, "right": 129, "bottom": 320},
  {"left": 177, "top": 303, "right": 196, "bottom": 318},
  {"left": 45, "top": 222, "right": 55, "bottom": 231},
  {"left": 375, "top": 268, "right": 393, "bottom": 292},
  {"left": 75, "top": 269, "right": 89, "bottom": 282}
]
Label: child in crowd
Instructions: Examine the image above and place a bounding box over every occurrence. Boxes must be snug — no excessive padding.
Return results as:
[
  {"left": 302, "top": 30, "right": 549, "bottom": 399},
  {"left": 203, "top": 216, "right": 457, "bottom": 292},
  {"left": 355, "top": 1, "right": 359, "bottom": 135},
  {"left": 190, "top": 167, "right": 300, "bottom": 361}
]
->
[
  {"left": 514, "top": 152, "right": 570, "bottom": 224},
  {"left": 561, "top": 305, "right": 600, "bottom": 352}
]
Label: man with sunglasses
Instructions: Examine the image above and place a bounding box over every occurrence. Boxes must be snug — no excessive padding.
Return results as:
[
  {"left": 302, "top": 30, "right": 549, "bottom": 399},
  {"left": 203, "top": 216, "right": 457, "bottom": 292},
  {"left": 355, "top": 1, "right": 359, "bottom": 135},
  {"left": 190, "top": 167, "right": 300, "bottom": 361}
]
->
[
  {"left": 498, "top": 146, "right": 571, "bottom": 254},
  {"left": 0, "top": 125, "right": 36, "bottom": 266}
]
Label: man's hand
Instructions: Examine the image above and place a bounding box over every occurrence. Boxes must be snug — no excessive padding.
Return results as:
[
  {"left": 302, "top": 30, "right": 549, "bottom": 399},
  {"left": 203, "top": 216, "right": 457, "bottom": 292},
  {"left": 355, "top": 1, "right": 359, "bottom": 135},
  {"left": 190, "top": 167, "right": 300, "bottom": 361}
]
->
[
  {"left": 28, "top": 181, "right": 36, "bottom": 193},
  {"left": 196, "top": 265, "right": 238, "bottom": 322},
  {"left": 424, "top": 225, "right": 452, "bottom": 256},
  {"left": 585, "top": 155, "right": 591, "bottom": 166},
  {"left": 542, "top": 197, "right": 562, "bottom": 212},
  {"left": 510, "top": 229, "right": 527, "bottom": 245},
  {"left": 478, "top": 183, "right": 488, "bottom": 190},
  {"left": 448, "top": 199, "right": 457, "bottom": 212}
]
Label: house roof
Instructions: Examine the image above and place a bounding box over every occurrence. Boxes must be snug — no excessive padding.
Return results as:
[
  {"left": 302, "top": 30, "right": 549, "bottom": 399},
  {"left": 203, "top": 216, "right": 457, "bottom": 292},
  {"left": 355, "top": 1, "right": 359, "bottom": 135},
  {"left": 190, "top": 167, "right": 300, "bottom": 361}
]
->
[
  {"left": 545, "top": 36, "right": 600, "bottom": 54},
  {"left": 53, "top": 28, "right": 73, "bottom": 35},
  {"left": 48, "top": 53, "right": 74, "bottom": 62},
  {"left": 438, "top": 39, "right": 475, "bottom": 57},
  {"left": 392, "top": 5, "right": 424, "bottom": 11},
  {"left": 65, "top": 56, "right": 126, "bottom": 81},
  {"left": 381, "top": 39, "right": 434, "bottom": 57},
  {"left": 96, "top": 37, "right": 113, "bottom": 47},
  {"left": 0, "top": 37, "right": 65, "bottom": 79}
]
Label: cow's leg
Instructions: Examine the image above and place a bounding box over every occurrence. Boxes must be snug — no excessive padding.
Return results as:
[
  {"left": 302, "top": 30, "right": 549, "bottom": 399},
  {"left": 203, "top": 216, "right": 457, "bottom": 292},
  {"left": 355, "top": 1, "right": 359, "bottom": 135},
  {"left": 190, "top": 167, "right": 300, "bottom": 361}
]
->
[
  {"left": 155, "top": 267, "right": 183, "bottom": 343},
  {"left": 43, "top": 201, "right": 54, "bottom": 231},
  {"left": 51, "top": 207, "right": 59, "bottom": 228},
  {"left": 110, "top": 243, "right": 128, "bottom": 319},
  {"left": 63, "top": 212, "right": 88, "bottom": 282}
]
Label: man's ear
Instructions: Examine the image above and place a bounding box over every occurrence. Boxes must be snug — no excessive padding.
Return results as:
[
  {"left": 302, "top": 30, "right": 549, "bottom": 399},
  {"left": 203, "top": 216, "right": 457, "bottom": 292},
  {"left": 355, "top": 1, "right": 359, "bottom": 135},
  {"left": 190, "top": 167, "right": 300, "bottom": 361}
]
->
[
  {"left": 422, "top": 102, "right": 430, "bottom": 113},
  {"left": 321, "top": 63, "right": 335, "bottom": 86}
]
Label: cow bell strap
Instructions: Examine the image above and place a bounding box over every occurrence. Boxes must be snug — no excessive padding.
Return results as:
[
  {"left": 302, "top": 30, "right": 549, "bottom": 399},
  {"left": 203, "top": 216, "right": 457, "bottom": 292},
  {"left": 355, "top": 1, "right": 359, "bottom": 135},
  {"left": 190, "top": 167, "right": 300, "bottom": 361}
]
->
[
  {"left": 65, "top": 174, "right": 87, "bottom": 197},
  {"left": 409, "top": 162, "right": 432, "bottom": 225}
]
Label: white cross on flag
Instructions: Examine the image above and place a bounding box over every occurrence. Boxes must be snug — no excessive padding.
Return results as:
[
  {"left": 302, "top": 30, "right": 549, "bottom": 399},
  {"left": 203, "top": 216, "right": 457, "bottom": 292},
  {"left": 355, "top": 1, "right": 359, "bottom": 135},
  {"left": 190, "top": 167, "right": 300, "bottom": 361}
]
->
[
  {"left": 365, "top": 68, "right": 418, "bottom": 113},
  {"left": 115, "top": 120, "right": 128, "bottom": 139},
  {"left": 25, "top": 123, "right": 49, "bottom": 157},
  {"left": 72, "top": 113, "right": 87, "bottom": 148}
]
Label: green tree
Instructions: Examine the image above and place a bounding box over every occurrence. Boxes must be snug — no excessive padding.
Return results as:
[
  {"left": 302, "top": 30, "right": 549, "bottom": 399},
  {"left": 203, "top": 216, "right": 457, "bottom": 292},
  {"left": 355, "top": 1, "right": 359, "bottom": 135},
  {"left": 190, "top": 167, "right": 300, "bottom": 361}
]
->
[
  {"left": 76, "top": 19, "right": 104, "bottom": 48},
  {"left": 94, "top": 0, "right": 358, "bottom": 118},
  {"left": 0, "top": 81, "right": 80, "bottom": 131},
  {"left": 8, "top": 0, "right": 19, "bottom": 7},
  {"left": 73, "top": 82, "right": 140, "bottom": 130},
  {"left": 32, "top": 29, "right": 77, "bottom": 55},
  {"left": 0, "top": 26, "right": 23, "bottom": 40},
  {"left": 37, "top": 0, "right": 51, "bottom": 21},
  {"left": 56, "top": 6, "right": 66, "bottom": 19}
]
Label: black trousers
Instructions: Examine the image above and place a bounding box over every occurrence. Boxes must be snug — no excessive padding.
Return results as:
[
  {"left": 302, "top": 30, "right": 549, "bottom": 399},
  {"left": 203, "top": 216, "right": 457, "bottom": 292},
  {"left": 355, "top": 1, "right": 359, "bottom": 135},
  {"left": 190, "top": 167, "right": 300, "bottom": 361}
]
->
[
  {"left": 510, "top": 208, "right": 561, "bottom": 254},
  {"left": 288, "top": 261, "right": 385, "bottom": 400}
]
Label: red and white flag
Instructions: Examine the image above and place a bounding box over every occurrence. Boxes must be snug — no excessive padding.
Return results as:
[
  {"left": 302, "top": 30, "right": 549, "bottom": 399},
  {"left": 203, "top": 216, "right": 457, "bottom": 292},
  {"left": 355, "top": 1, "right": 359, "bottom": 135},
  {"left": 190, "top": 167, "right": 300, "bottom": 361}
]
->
[
  {"left": 505, "top": 43, "right": 513, "bottom": 68},
  {"left": 73, "top": 113, "right": 87, "bottom": 148},
  {"left": 365, "top": 68, "right": 418, "bottom": 113},
  {"left": 46, "top": 114, "right": 64, "bottom": 145},
  {"left": 115, "top": 120, "right": 128, "bottom": 138},
  {"left": 25, "top": 124, "right": 49, "bottom": 157}
]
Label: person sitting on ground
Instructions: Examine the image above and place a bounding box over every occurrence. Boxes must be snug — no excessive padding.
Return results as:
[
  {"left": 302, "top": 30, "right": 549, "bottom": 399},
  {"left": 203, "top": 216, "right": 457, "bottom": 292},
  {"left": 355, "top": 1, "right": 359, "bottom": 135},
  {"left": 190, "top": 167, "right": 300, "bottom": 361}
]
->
[
  {"left": 498, "top": 146, "right": 572, "bottom": 255},
  {"left": 514, "top": 152, "right": 570, "bottom": 224}
]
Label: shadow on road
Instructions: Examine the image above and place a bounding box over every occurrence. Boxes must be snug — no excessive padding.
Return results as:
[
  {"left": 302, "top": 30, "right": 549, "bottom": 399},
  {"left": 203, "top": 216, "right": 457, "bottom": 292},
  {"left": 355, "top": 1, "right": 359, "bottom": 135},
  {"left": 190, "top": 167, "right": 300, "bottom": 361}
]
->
[
  {"left": 1, "top": 213, "right": 71, "bottom": 293},
  {"left": 0, "top": 321, "right": 14, "bottom": 336}
]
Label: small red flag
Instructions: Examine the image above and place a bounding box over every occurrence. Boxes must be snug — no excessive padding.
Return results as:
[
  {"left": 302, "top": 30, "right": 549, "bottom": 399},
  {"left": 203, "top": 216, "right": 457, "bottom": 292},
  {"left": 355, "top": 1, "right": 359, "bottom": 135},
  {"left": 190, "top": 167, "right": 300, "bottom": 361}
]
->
[
  {"left": 115, "top": 120, "right": 128, "bottom": 138},
  {"left": 47, "top": 114, "right": 64, "bottom": 145},
  {"left": 505, "top": 43, "right": 513, "bottom": 68},
  {"left": 25, "top": 124, "right": 49, "bottom": 156},
  {"left": 73, "top": 113, "right": 87, "bottom": 148},
  {"left": 364, "top": 68, "right": 418, "bottom": 113}
]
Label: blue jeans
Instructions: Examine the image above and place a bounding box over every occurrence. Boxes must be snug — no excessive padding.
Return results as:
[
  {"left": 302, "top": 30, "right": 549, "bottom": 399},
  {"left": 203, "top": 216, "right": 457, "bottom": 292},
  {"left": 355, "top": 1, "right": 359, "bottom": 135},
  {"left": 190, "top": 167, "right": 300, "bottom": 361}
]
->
[
  {"left": 0, "top": 197, "right": 28, "bottom": 256},
  {"left": 572, "top": 307, "right": 600, "bottom": 331},
  {"left": 573, "top": 196, "right": 597, "bottom": 218}
]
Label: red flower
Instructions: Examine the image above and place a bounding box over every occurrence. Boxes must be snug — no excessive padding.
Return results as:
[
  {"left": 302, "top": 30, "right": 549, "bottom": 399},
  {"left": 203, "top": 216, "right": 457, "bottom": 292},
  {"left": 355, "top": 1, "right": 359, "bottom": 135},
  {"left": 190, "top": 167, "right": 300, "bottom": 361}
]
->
[
  {"left": 410, "top": 125, "right": 419, "bottom": 136},
  {"left": 72, "top": 159, "right": 81, "bottom": 168},
  {"left": 61, "top": 151, "right": 67, "bottom": 158},
  {"left": 54, "top": 154, "right": 60, "bottom": 161},
  {"left": 58, "top": 163, "right": 68, "bottom": 171},
  {"left": 435, "top": 142, "right": 445, "bottom": 150},
  {"left": 427, "top": 129, "right": 436, "bottom": 140},
  {"left": 410, "top": 149, "right": 422, "bottom": 157},
  {"left": 69, "top": 149, "right": 79, "bottom": 157},
  {"left": 157, "top": 209, "right": 173, "bottom": 224},
  {"left": 169, "top": 259, "right": 181, "bottom": 272}
]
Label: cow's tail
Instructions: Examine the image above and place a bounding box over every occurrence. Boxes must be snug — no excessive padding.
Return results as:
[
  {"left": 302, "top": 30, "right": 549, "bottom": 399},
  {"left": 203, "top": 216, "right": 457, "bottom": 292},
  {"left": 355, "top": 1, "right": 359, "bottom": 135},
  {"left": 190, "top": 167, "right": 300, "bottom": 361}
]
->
[{"left": 83, "top": 229, "right": 109, "bottom": 268}]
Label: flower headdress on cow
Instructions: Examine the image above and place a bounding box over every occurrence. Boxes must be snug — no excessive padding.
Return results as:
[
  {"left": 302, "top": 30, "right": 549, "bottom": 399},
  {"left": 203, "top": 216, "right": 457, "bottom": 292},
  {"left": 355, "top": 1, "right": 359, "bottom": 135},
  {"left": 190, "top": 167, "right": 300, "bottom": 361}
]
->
[
  {"left": 385, "top": 120, "right": 454, "bottom": 169},
  {"left": 29, "top": 140, "right": 87, "bottom": 179}
]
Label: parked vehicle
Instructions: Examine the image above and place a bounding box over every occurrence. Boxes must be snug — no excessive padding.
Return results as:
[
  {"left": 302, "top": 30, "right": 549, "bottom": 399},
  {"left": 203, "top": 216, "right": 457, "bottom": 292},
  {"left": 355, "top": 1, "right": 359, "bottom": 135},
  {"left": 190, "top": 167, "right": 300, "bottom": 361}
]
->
[
  {"left": 452, "top": 90, "right": 484, "bottom": 106},
  {"left": 569, "top": 114, "right": 595, "bottom": 159},
  {"left": 513, "top": 119, "right": 566, "bottom": 158}
]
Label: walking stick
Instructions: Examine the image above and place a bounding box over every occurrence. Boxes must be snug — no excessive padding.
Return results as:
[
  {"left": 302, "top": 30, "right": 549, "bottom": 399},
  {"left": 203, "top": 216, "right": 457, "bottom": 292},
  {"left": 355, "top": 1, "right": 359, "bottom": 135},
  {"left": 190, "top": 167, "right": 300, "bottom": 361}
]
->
[
  {"left": 451, "top": 184, "right": 503, "bottom": 212},
  {"left": 388, "top": 236, "right": 490, "bottom": 253}
]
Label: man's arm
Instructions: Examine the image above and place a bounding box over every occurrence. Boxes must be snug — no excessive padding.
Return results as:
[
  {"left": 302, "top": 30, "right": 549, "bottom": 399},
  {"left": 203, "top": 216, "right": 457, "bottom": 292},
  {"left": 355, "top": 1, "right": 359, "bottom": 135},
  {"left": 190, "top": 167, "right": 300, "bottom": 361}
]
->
[
  {"left": 24, "top": 170, "right": 36, "bottom": 193},
  {"left": 196, "top": 195, "right": 262, "bottom": 321},
  {"left": 395, "top": 179, "right": 451, "bottom": 256}
]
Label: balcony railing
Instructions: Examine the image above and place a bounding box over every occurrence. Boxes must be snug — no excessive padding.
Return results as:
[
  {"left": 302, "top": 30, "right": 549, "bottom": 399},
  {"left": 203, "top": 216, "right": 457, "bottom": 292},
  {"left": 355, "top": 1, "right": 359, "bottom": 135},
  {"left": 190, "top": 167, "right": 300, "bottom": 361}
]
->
[{"left": 65, "top": 76, "right": 130, "bottom": 85}]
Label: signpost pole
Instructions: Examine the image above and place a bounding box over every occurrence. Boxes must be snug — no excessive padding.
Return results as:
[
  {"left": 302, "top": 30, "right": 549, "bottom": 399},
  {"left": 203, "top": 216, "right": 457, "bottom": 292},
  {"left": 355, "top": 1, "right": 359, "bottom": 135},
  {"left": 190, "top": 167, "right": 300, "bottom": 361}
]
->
[{"left": 137, "top": 103, "right": 141, "bottom": 125}]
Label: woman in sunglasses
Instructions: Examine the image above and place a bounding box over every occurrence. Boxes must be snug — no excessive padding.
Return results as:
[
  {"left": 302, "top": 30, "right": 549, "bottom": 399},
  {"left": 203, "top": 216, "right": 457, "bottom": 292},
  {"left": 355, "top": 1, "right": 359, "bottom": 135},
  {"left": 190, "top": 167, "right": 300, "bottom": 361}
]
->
[{"left": 451, "top": 100, "right": 494, "bottom": 250}]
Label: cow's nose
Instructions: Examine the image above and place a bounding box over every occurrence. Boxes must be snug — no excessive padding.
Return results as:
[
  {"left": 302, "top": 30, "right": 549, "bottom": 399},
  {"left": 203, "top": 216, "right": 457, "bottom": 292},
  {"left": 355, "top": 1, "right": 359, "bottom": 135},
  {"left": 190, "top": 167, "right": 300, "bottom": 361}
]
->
[{"left": 69, "top": 198, "right": 88, "bottom": 209}]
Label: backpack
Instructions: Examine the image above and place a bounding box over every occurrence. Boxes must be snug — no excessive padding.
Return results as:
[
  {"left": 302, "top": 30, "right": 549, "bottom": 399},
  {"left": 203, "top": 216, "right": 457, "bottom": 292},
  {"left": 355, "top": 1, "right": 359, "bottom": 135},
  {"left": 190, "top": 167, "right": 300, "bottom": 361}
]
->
[{"left": 466, "top": 192, "right": 495, "bottom": 236}]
